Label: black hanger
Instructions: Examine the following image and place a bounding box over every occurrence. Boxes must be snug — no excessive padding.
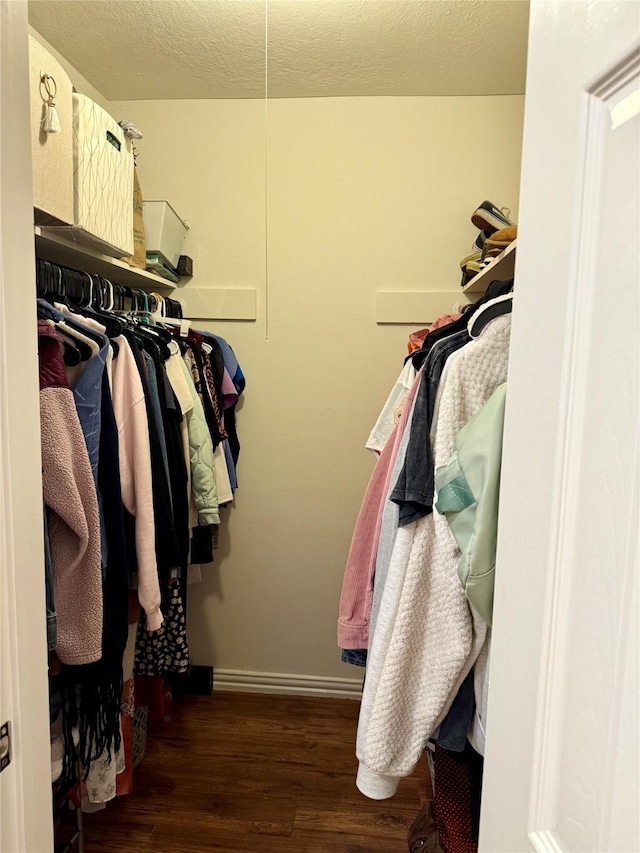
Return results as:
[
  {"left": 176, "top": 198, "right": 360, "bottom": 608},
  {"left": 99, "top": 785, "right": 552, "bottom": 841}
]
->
[
  {"left": 35, "top": 260, "right": 48, "bottom": 298},
  {"left": 469, "top": 295, "right": 513, "bottom": 338},
  {"left": 125, "top": 287, "right": 135, "bottom": 314},
  {"left": 75, "top": 274, "right": 126, "bottom": 338},
  {"left": 41, "top": 260, "right": 57, "bottom": 299},
  {"left": 53, "top": 276, "right": 106, "bottom": 349},
  {"left": 56, "top": 267, "right": 77, "bottom": 309},
  {"left": 38, "top": 260, "right": 60, "bottom": 302},
  {"left": 409, "top": 278, "right": 514, "bottom": 368},
  {"left": 483, "top": 277, "right": 514, "bottom": 302},
  {"left": 36, "top": 262, "right": 111, "bottom": 350},
  {"left": 135, "top": 326, "right": 172, "bottom": 361},
  {"left": 166, "top": 297, "right": 183, "bottom": 319},
  {"left": 55, "top": 323, "right": 94, "bottom": 362},
  {"left": 62, "top": 339, "right": 82, "bottom": 367},
  {"left": 149, "top": 324, "right": 175, "bottom": 344},
  {"left": 114, "top": 284, "right": 126, "bottom": 312}
]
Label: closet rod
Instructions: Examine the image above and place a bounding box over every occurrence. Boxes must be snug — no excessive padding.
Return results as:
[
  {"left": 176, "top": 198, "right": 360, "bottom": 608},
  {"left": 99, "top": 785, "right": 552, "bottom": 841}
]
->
[
  {"left": 35, "top": 226, "right": 178, "bottom": 292},
  {"left": 35, "top": 257, "right": 184, "bottom": 319}
]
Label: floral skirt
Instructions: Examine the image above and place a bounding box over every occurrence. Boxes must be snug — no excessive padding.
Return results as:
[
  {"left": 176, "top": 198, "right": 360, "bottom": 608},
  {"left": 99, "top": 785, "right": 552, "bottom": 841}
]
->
[{"left": 134, "top": 583, "right": 190, "bottom": 676}]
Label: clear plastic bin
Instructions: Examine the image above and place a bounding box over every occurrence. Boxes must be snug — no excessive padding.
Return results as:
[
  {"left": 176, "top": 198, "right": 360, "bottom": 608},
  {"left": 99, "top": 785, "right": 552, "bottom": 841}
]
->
[{"left": 143, "top": 200, "right": 189, "bottom": 269}]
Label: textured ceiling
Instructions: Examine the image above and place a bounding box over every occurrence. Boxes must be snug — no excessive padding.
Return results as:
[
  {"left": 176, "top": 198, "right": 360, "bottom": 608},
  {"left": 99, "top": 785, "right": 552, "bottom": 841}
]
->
[{"left": 28, "top": 0, "right": 529, "bottom": 100}]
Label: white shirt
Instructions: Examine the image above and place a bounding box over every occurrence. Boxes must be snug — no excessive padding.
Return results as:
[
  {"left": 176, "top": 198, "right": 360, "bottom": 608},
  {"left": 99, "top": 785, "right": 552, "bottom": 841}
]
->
[{"left": 366, "top": 360, "right": 417, "bottom": 456}]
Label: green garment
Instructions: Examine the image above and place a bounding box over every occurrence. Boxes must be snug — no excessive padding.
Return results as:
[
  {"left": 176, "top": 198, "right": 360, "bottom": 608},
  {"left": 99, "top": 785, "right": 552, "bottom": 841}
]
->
[{"left": 435, "top": 383, "right": 507, "bottom": 626}]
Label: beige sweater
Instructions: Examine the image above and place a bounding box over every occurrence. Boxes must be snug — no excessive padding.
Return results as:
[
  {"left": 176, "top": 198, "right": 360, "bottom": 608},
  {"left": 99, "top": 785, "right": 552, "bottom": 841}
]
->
[{"left": 357, "top": 312, "right": 511, "bottom": 799}]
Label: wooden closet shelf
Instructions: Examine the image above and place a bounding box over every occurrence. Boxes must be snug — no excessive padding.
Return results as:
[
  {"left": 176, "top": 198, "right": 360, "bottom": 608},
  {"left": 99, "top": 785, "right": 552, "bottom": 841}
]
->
[
  {"left": 463, "top": 239, "right": 517, "bottom": 294},
  {"left": 34, "top": 226, "right": 177, "bottom": 291}
]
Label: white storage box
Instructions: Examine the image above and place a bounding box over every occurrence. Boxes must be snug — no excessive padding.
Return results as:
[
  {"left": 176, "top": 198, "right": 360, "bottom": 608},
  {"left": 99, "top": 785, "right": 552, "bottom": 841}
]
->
[
  {"left": 71, "top": 94, "right": 134, "bottom": 257},
  {"left": 29, "top": 36, "right": 75, "bottom": 226},
  {"left": 143, "top": 201, "right": 189, "bottom": 269}
]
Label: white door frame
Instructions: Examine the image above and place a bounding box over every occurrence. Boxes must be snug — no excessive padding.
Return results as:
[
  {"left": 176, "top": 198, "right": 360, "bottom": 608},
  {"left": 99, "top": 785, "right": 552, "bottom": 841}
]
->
[
  {"left": 481, "top": 1, "right": 639, "bottom": 851},
  {"left": 0, "top": 1, "right": 53, "bottom": 849}
]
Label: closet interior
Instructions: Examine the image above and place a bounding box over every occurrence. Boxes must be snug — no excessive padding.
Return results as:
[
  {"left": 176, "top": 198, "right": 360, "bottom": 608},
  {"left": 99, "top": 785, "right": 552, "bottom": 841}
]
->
[{"left": 25, "top": 2, "right": 529, "bottom": 851}]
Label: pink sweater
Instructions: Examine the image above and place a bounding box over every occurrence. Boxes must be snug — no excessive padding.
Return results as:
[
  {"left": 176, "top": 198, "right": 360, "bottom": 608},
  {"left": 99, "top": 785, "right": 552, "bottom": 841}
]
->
[
  {"left": 39, "top": 322, "right": 103, "bottom": 664},
  {"left": 110, "top": 337, "right": 163, "bottom": 631},
  {"left": 338, "top": 370, "right": 423, "bottom": 649}
]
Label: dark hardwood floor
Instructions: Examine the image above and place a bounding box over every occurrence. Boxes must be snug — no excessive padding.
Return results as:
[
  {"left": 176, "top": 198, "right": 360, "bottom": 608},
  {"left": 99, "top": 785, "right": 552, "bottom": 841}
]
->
[{"left": 83, "top": 691, "right": 430, "bottom": 852}]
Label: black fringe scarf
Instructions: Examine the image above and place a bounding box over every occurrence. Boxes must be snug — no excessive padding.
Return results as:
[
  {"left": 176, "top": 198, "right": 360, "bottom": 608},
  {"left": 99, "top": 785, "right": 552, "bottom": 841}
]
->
[{"left": 60, "top": 372, "right": 129, "bottom": 782}]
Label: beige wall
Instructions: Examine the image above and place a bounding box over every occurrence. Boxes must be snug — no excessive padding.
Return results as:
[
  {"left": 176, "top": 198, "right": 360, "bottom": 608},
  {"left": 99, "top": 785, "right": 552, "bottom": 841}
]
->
[
  {"left": 28, "top": 26, "right": 111, "bottom": 109},
  {"left": 105, "top": 95, "right": 524, "bottom": 680}
]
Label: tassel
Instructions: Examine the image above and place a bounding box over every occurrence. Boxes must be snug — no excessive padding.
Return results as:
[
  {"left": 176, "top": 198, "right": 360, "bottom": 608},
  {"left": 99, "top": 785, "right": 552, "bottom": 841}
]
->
[
  {"left": 43, "top": 98, "right": 61, "bottom": 134},
  {"left": 40, "top": 74, "right": 61, "bottom": 134}
]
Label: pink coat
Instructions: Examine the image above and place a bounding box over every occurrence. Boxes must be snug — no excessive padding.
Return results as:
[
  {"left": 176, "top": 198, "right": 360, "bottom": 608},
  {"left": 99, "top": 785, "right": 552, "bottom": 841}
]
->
[{"left": 39, "top": 322, "right": 103, "bottom": 665}]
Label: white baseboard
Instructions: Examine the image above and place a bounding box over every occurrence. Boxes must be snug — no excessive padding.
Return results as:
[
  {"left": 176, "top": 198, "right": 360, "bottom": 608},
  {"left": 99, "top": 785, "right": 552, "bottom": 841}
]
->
[{"left": 213, "top": 668, "right": 363, "bottom": 700}]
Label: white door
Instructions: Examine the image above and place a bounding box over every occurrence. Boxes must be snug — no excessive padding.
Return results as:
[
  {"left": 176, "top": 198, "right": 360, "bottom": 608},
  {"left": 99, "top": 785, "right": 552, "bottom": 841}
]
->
[
  {"left": 481, "top": 1, "right": 639, "bottom": 851},
  {"left": 0, "top": 1, "right": 53, "bottom": 850}
]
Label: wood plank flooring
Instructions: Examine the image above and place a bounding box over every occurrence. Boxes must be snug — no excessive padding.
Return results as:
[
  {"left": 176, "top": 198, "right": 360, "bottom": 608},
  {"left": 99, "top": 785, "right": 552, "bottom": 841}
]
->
[{"left": 83, "top": 691, "right": 431, "bottom": 852}]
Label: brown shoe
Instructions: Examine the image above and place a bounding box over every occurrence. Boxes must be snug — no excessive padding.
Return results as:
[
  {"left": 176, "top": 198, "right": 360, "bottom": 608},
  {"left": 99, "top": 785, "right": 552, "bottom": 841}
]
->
[
  {"left": 407, "top": 801, "right": 443, "bottom": 853},
  {"left": 483, "top": 224, "right": 518, "bottom": 252}
]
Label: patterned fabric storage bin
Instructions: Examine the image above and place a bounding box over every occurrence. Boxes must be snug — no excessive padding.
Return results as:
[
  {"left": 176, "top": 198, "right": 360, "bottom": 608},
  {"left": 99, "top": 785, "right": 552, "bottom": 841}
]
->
[
  {"left": 29, "top": 36, "right": 75, "bottom": 226},
  {"left": 131, "top": 706, "right": 149, "bottom": 769},
  {"left": 71, "top": 94, "right": 134, "bottom": 257}
]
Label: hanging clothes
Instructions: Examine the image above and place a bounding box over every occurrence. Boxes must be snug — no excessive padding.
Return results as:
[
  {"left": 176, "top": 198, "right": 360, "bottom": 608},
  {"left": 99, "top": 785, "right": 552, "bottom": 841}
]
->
[
  {"left": 202, "top": 330, "right": 245, "bottom": 490},
  {"left": 338, "top": 310, "right": 465, "bottom": 655},
  {"left": 435, "top": 382, "right": 508, "bottom": 761},
  {"left": 335, "top": 285, "right": 513, "bottom": 851},
  {"left": 336, "top": 287, "right": 512, "bottom": 808},
  {"left": 365, "top": 360, "right": 417, "bottom": 457},
  {"left": 39, "top": 309, "right": 126, "bottom": 793},
  {"left": 338, "top": 367, "right": 422, "bottom": 651},
  {"left": 36, "top": 261, "right": 244, "bottom": 803},
  {"left": 38, "top": 319, "right": 103, "bottom": 666},
  {"left": 356, "top": 308, "right": 511, "bottom": 799}
]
